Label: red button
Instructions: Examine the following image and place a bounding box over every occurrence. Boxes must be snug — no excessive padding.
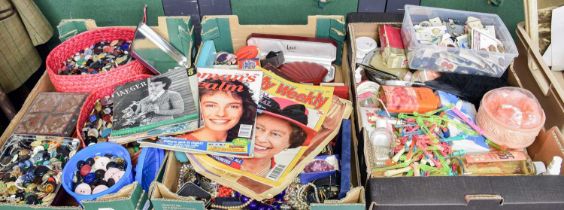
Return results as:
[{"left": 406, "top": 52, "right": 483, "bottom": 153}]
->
[{"left": 80, "top": 165, "right": 92, "bottom": 177}]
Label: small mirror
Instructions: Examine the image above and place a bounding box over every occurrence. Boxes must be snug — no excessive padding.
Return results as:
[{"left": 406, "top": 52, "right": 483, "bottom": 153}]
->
[{"left": 131, "top": 22, "right": 189, "bottom": 74}]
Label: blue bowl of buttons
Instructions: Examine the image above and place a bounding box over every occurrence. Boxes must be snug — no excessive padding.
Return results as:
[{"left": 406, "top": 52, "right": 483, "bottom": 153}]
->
[{"left": 62, "top": 142, "right": 133, "bottom": 204}]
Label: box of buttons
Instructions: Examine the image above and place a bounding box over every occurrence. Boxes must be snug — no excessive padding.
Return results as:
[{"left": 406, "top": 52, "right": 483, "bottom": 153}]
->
[
  {"left": 0, "top": 16, "right": 193, "bottom": 210},
  {"left": 0, "top": 134, "right": 81, "bottom": 210},
  {"left": 0, "top": 74, "right": 148, "bottom": 210},
  {"left": 0, "top": 75, "right": 83, "bottom": 210}
]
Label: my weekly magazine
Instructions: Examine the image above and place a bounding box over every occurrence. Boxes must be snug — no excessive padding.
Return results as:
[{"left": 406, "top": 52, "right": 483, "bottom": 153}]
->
[{"left": 186, "top": 69, "right": 353, "bottom": 200}]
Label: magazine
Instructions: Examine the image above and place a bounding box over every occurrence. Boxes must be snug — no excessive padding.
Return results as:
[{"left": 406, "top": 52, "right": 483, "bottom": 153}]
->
[
  {"left": 109, "top": 69, "right": 199, "bottom": 143},
  {"left": 139, "top": 68, "right": 263, "bottom": 156},
  {"left": 186, "top": 69, "right": 353, "bottom": 200}
]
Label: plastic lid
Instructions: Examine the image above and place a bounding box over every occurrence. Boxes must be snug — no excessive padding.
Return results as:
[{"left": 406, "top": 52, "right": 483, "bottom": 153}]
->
[
  {"left": 356, "top": 37, "right": 377, "bottom": 55},
  {"left": 482, "top": 87, "right": 545, "bottom": 130},
  {"left": 547, "top": 156, "right": 562, "bottom": 175}
]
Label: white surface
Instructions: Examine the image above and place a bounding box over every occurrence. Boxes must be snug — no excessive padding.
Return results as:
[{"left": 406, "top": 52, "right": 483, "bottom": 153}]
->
[
  {"left": 451, "top": 140, "right": 490, "bottom": 154},
  {"left": 551, "top": 6, "right": 564, "bottom": 71},
  {"left": 247, "top": 36, "right": 337, "bottom": 81},
  {"left": 547, "top": 156, "right": 563, "bottom": 175},
  {"left": 274, "top": 147, "right": 300, "bottom": 166},
  {"left": 355, "top": 36, "right": 377, "bottom": 56},
  {"left": 533, "top": 161, "right": 547, "bottom": 175},
  {"left": 543, "top": 43, "right": 552, "bottom": 66}
]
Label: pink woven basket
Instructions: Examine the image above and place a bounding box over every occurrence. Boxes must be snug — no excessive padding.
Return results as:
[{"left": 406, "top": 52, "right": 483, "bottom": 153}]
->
[
  {"left": 47, "top": 27, "right": 151, "bottom": 93},
  {"left": 76, "top": 74, "right": 152, "bottom": 148}
]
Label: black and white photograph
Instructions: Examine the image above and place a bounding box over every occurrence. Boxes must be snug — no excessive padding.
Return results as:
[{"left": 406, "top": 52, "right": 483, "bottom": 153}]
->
[{"left": 112, "top": 69, "right": 197, "bottom": 131}]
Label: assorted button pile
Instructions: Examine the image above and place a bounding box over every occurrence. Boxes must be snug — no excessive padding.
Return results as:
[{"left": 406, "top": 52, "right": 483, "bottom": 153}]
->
[
  {"left": 82, "top": 96, "right": 113, "bottom": 146},
  {"left": 72, "top": 154, "right": 127, "bottom": 195},
  {"left": 0, "top": 135, "right": 79, "bottom": 205},
  {"left": 59, "top": 40, "right": 133, "bottom": 75}
]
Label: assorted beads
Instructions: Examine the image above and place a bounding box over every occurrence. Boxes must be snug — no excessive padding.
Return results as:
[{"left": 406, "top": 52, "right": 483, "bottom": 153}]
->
[{"left": 176, "top": 162, "right": 314, "bottom": 210}]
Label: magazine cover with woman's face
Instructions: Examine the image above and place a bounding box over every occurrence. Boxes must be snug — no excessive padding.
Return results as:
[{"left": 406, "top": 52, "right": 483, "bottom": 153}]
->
[
  {"left": 141, "top": 68, "right": 264, "bottom": 157},
  {"left": 184, "top": 68, "right": 354, "bottom": 201},
  {"left": 190, "top": 69, "right": 336, "bottom": 182},
  {"left": 190, "top": 69, "right": 262, "bottom": 142},
  {"left": 209, "top": 94, "right": 319, "bottom": 177}
]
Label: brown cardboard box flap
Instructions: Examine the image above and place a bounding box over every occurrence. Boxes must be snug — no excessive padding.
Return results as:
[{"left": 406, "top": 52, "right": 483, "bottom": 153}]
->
[
  {"left": 323, "top": 186, "right": 365, "bottom": 204},
  {"left": 97, "top": 182, "right": 138, "bottom": 201},
  {"left": 152, "top": 154, "right": 197, "bottom": 201},
  {"left": 527, "top": 127, "right": 564, "bottom": 175},
  {"left": 154, "top": 182, "right": 197, "bottom": 201},
  {"left": 514, "top": 23, "right": 563, "bottom": 133}
]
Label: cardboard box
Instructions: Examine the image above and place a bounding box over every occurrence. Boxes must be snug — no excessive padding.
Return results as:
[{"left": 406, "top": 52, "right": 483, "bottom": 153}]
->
[
  {"left": 347, "top": 21, "right": 403, "bottom": 183},
  {"left": 0, "top": 16, "right": 193, "bottom": 210},
  {"left": 0, "top": 72, "right": 148, "bottom": 210},
  {"left": 347, "top": 17, "right": 564, "bottom": 210},
  {"left": 149, "top": 154, "right": 209, "bottom": 210},
  {"left": 0, "top": 73, "right": 81, "bottom": 210},
  {"left": 512, "top": 22, "right": 563, "bottom": 133},
  {"left": 82, "top": 182, "right": 147, "bottom": 210},
  {"left": 150, "top": 15, "right": 365, "bottom": 210},
  {"left": 366, "top": 128, "right": 564, "bottom": 210},
  {"left": 198, "top": 15, "right": 346, "bottom": 65},
  {"left": 152, "top": 139, "right": 365, "bottom": 210}
]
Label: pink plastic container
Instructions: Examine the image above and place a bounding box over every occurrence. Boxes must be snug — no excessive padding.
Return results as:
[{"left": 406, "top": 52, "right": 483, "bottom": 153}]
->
[{"left": 476, "top": 87, "right": 546, "bottom": 149}]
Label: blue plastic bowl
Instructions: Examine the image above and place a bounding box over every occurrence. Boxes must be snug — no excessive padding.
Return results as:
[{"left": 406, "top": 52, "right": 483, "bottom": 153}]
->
[{"left": 62, "top": 142, "right": 133, "bottom": 204}]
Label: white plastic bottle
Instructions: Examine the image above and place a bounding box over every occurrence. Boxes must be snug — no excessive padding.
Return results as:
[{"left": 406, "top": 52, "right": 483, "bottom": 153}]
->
[
  {"left": 370, "top": 119, "right": 393, "bottom": 168},
  {"left": 546, "top": 156, "right": 562, "bottom": 175}
]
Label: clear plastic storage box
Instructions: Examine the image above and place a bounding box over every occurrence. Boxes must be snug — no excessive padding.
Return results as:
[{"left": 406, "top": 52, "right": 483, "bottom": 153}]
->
[{"left": 401, "top": 5, "right": 518, "bottom": 77}]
